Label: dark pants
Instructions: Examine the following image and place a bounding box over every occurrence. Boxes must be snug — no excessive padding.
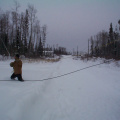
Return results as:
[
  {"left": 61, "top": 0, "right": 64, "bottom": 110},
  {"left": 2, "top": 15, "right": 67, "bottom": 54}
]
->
[{"left": 11, "top": 73, "right": 23, "bottom": 81}]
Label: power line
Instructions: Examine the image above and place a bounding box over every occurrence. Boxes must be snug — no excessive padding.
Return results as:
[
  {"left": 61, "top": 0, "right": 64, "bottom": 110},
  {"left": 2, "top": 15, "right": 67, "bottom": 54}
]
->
[{"left": 0, "top": 59, "right": 114, "bottom": 82}]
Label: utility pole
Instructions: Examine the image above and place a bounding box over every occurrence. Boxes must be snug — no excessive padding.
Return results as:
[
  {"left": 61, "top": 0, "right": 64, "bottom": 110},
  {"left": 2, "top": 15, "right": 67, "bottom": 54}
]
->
[
  {"left": 88, "top": 39, "right": 90, "bottom": 60},
  {"left": 77, "top": 46, "right": 78, "bottom": 58},
  {"left": 88, "top": 39, "right": 89, "bottom": 55},
  {"left": 73, "top": 48, "right": 74, "bottom": 56}
]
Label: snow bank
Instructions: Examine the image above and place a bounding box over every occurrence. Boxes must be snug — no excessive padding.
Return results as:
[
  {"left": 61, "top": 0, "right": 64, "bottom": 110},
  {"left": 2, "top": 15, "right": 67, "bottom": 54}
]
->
[
  {"left": 0, "top": 55, "right": 11, "bottom": 61},
  {"left": 0, "top": 55, "right": 3, "bottom": 60}
]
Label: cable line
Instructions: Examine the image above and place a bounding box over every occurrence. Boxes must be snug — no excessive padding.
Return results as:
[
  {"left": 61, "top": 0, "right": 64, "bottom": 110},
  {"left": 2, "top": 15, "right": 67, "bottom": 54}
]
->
[{"left": 0, "top": 59, "right": 114, "bottom": 82}]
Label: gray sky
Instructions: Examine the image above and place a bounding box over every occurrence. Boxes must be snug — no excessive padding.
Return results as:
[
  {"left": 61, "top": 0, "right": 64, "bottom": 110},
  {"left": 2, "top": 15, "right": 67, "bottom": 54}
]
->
[{"left": 0, "top": 0, "right": 120, "bottom": 52}]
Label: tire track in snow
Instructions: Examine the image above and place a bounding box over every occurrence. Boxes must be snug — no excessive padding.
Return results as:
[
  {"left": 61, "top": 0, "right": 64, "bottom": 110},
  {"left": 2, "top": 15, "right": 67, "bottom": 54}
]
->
[
  {"left": 20, "top": 56, "right": 74, "bottom": 120},
  {"left": 15, "top": 61, "right": 63, "bottom": 120}
]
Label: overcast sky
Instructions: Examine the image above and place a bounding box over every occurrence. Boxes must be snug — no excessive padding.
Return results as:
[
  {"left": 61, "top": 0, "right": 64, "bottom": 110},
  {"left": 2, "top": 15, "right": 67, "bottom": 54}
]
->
[{"left": 0, "top": 0, "right": 120, "bottom": 52}]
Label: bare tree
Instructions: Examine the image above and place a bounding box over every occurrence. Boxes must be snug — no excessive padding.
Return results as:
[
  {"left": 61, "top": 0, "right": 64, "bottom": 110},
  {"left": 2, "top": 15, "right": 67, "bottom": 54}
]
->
[
  {"left": 28, "top": 4, "right": 37, "bottom": 56},
  {"left": 0, "top": 2, "right": 47, "bottom": 58}
]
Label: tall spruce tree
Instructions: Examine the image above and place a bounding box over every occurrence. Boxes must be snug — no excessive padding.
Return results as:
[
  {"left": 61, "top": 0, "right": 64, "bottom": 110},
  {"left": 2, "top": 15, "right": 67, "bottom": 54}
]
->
[
  {"left": 109, "top": 23, "right": 114, "bottom": 56},
  {"left": 109, "top": 23, "right": 114, "bottom": 41},
  {"left": 38, "top": 36, "right": 43, "bottom": 56}
]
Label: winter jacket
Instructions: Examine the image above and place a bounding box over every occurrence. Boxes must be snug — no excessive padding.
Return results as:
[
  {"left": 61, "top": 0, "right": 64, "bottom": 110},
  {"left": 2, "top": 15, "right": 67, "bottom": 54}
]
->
[{"left": 10, "top": 59, "right": 22, "bottom": 74}]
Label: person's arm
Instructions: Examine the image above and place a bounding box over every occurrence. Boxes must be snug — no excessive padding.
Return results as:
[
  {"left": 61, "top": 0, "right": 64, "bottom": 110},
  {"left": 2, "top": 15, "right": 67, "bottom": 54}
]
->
[{"left": 10, "top": 62, "right": 14, "bottom": 67}]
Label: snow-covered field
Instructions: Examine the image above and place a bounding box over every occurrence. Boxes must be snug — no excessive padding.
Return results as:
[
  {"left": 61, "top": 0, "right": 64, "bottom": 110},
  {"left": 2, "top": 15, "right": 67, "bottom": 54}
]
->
[{"left": 0, "top": 55, "right": 120, "bottom": 120}]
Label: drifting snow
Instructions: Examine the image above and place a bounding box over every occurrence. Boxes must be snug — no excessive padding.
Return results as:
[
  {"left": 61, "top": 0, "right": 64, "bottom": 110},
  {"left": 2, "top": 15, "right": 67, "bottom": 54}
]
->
[{"left": 0, "top": 56, "right": 120, "bottom": 120}]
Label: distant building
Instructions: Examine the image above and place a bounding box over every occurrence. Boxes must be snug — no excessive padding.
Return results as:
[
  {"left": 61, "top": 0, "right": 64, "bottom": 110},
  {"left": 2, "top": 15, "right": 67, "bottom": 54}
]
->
[{"left": 44, "top": 50, "right": 54, "bottom": 57}]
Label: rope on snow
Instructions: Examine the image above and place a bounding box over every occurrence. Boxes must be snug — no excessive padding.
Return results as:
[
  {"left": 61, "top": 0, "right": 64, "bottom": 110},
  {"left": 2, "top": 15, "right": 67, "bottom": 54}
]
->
[{"left": 0, "top": 59, "right": 114, "bottom": 82}]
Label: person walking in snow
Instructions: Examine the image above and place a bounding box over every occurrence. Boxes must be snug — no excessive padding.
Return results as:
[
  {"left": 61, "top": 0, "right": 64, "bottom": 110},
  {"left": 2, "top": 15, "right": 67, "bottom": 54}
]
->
[{"left": 10, "top": 54, "right": 24, "bottom": 81}]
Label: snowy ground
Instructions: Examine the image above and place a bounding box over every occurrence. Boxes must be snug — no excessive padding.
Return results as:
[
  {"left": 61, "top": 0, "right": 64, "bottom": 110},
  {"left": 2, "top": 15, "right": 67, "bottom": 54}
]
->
[{"left": 0, "top": 56, "right": 120, "bottom": 120}]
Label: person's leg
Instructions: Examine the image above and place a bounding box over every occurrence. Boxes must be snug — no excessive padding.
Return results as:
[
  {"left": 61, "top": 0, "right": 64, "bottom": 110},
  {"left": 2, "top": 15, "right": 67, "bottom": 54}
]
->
[
  {"left": 17, "top": 74, "right": 24, "bottom": 81},
  {"left": 11, "top": 73, "right": 16, "bottom": 80}
]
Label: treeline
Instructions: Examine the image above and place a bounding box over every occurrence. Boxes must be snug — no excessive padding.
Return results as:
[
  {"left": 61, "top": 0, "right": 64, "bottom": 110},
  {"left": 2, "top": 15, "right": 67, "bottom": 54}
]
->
[
  {"left": 89, "top": 21, "right": 120, "bottom": 59},
  {"left": 0, "top": 2, "right": 68, "bottom": 58},
  {"left": 0, "top": 2, "right": 49, "bottom": 57},
  {"left": 0, "top": 1, "right": 47, "bottom": 57}
]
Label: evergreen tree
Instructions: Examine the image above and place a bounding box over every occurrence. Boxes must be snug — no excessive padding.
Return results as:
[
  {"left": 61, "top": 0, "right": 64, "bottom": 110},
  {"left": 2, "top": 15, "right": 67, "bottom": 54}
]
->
[
  {"left": 38, "top": 36, "right": 43, "bottom": 56},
  {"left": 109, "top": 23, "right": 114, "bottom": 41},
  {"left": 118, "top": 20, "right": 120, "bottom": 31},
  {"left": 109, "top": 23, "right": 114, "bottom": 57},
  {"left": 90, "top": 37, "right": 94, "bottom": 55}
]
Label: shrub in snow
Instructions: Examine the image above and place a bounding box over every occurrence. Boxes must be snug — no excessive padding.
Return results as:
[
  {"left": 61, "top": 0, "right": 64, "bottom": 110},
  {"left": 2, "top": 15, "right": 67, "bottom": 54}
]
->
[
  {"left": 20, "top": 55, "right": 26, "bottom": 59},
  {"left": 0, "top": 55, "right": 11, "bottom": 60},
  {"left": 0, "top": 55, "right": 3, "bottom": 60}
]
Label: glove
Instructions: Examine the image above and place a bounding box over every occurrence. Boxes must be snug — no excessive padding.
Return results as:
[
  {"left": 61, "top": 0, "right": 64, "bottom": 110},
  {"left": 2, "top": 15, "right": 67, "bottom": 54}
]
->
[{"left": 10, "top": 62, "right": 14, "bottom": 67}]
